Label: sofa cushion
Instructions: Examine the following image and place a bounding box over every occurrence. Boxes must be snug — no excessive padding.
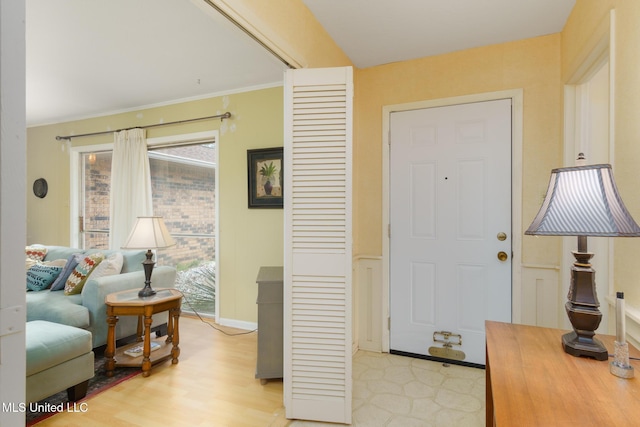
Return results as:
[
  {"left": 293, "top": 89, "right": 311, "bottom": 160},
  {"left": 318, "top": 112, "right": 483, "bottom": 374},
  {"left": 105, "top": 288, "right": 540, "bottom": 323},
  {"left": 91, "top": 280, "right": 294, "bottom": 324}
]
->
[
  {"left": 65, "top": 253, "right": 104, "bottom": 295},
  {"left": 26, "top": 291, "right": 89, "bottom": 329},
  {"left": 43, "top": 246, "right": 85, "bottom": 263},
  {"left": 50, "top": 253, "right": 83, "bottom": 291},
  {"left": 26, "top": 320, "right": 92, "bottom": 376},
  {"left": 26, "top": 263, "right": 64, "bottom": 291}
]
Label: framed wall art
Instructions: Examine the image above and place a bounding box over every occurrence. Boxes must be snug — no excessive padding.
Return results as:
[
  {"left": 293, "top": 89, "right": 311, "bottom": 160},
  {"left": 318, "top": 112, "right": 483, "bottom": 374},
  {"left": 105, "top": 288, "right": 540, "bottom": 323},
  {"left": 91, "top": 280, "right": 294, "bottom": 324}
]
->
[{"left": 247, "top": 147, "right": 284, "bottom": 208}]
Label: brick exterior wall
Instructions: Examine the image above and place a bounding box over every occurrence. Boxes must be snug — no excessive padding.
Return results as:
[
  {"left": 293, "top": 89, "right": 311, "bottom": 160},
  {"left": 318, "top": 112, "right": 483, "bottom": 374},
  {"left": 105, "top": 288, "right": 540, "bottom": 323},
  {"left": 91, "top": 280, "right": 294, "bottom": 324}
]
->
[{"left": 83, "top": 145, "right": 215, "bottom": 269}]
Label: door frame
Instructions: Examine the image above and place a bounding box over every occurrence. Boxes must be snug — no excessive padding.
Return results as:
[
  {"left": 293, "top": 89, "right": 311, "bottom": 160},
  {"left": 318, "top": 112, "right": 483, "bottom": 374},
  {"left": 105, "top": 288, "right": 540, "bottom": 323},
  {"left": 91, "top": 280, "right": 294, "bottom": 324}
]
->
[
  {"left": 381, "top": 89, "right": 524, "bottom": 352},
  {"left": 562, "top": 9, "right": 615, "bottom": 333}
]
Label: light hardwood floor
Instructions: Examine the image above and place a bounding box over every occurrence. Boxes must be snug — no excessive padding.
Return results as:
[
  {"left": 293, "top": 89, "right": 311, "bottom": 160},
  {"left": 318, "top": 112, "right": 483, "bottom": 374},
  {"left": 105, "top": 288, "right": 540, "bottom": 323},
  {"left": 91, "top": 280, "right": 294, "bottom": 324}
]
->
[{"left": 34, "top": 315, "right": 289, "bottom": 427}]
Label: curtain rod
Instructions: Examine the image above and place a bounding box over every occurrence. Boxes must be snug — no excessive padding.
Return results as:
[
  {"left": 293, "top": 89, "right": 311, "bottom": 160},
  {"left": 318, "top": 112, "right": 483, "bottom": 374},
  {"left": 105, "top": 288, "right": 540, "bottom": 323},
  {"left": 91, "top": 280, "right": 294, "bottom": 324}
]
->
[{"left": 55, "top": 112, "right": 231, "bottom": 141}]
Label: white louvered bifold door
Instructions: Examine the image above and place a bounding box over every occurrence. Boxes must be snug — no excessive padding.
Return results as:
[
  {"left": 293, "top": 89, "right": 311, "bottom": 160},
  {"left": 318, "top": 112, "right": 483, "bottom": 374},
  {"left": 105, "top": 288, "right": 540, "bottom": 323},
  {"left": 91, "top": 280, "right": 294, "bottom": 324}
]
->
[{"left": 284, "top": 66, "right": 353, "bottom": 424}]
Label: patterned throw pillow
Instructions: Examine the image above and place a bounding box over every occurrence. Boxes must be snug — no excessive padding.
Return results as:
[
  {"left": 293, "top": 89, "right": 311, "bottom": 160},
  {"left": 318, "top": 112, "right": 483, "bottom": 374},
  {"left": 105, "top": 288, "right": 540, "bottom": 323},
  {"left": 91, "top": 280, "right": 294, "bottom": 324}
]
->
[
  {"left": 87, "top": 252, "right": 124, "bottom": 280},
  {"left": 26, "top": 245, "right": 48, "bottom": 261},
  {"left": 25, "top": 245, "right": 48, "bottom": 270},
  {"left": 64, "top": 253, "right": 104, "bottom": 295},
  {"left": 27, "top": 263, "right": 64, "bottom": 291},
  {"left": 50, "top": 253, "right": 83, "bottom": 291}
]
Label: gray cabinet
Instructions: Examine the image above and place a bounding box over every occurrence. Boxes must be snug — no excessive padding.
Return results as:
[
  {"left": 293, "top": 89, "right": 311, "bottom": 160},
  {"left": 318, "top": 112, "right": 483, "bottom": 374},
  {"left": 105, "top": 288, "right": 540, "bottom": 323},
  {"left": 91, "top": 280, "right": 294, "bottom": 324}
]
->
[{"left": 255, "top": 266, "right": 283, "bottom": 384}]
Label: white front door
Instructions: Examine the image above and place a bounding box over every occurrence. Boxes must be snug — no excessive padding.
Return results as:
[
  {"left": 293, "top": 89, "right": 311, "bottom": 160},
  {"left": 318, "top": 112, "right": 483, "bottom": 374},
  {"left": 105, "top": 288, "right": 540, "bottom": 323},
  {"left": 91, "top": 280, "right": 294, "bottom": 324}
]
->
[{"left": 389, "top": 99, "right": 512, "bottom": 365}]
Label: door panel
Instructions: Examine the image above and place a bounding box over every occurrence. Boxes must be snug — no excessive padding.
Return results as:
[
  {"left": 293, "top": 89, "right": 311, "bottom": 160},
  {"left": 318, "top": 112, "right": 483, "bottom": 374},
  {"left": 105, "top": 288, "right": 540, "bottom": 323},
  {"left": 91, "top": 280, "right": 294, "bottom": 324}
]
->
[
  {"left": 284, "top": 66, "right": 353, "bottom": 424},
  {"left": 389, "top": 99, "right": 512, "bottom": 365}
]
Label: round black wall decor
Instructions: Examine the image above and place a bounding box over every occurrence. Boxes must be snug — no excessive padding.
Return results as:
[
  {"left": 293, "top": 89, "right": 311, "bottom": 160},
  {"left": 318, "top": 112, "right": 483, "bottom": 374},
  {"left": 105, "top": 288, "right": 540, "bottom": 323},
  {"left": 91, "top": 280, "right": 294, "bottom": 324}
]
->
[{"left": 33, "top": 178, "right": 48, "bottom": 198}]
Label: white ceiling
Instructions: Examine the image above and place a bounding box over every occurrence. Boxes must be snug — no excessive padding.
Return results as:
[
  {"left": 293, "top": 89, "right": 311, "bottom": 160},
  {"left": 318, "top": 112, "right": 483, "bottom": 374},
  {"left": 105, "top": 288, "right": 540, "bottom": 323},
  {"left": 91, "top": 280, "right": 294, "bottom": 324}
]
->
[
  {"left": 26, "top": 0, "right": 288, "bottom": 127},
  {"left": 301, "top": 0, "right": 576, "bottom": 68},
  {"left": 26, "top": 0, "right": 576, "bottom": 127}
]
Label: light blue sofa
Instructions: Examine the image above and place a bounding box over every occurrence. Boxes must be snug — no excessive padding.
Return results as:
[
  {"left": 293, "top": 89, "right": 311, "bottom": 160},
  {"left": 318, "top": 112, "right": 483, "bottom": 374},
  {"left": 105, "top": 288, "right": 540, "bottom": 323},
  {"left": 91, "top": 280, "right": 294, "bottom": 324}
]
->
[
  {"left": 26, "top": 320, "right": 94, "bottom": 403},
  {"left": 26, "top": 245, "right": 177, "bottom": 348}
]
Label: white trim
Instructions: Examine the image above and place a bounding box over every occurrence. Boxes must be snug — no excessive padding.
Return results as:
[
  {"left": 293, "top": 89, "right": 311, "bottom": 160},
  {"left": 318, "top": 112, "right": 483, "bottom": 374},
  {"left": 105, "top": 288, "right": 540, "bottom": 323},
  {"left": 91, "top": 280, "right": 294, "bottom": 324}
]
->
[
  {"left": 214, "top": 134, "right": 221, "bottom": 324},
  {"left": 217, "top": 317, "right": 257, "bottom": 331},
  {"left": 561, "top": 9, "right": 615, "bottom": 331},
  {"left": 70, "top": 143, "right": 114, "bottom": 245},
  {"left": 381, "top": 89, "right": 524, "bottom": 351},
  {"left": 148, "top": 151, "right": 215, "bottom": 168},
  {"left": 28, "top": 82, "right": 283, "bottom": 128},
  {"left": 146, "top": 130, "right": 218, "bottom": 147},
  {"left": 609, "top": 10, "right": 616, "bottom": 166},
  {"left": 199, "top": 0, "right": 304, "bottom": 69},
  {"left": 521, "top": 263, "right": 561, "bottom": 271}
]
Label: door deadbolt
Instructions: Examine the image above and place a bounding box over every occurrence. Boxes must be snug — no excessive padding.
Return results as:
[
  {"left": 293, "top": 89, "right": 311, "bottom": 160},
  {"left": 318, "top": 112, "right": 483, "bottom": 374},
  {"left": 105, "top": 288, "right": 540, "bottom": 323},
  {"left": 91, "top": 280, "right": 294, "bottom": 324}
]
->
[
  {"left": 497, "top": 251, "right": 508, "bottom": 261},
  {"left": 497, "top": 232, "right": 507, "bottom": 241}
]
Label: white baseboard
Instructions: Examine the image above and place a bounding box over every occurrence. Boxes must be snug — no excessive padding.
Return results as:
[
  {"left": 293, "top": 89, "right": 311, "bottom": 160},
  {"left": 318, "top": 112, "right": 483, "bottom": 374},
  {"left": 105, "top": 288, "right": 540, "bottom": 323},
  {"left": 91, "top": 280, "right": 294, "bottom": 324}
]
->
[{"left": 218, "top": 317, "right": 258, "bottom": 331}]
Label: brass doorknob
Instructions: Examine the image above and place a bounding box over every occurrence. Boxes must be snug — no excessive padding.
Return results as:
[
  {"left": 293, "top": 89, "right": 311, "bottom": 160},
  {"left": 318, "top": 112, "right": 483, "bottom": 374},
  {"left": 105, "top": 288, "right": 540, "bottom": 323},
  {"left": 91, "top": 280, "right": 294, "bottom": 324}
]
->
[{"left": 497, "top": 251, "right": 508, "bottom": 261}]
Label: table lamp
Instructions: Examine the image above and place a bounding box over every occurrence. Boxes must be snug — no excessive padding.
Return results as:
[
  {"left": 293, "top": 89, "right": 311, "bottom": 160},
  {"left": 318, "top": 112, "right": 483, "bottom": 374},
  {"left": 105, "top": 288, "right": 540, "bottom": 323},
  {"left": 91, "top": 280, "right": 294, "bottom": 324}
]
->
[
  {"left": 525, "top": 155, "right": 640, "bottom": 360},
  {"left": 122, "top": 216, "right": 176, "bottom": 298}
]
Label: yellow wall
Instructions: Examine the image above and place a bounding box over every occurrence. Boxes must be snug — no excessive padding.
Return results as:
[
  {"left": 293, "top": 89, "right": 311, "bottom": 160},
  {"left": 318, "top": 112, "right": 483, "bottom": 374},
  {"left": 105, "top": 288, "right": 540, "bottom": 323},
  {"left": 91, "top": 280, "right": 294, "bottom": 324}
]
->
[
  {"left": 563, "top": 0, "right": 640, "bottom": 306},
  {"left": 214, "top": 0, "right": 353, "bottom": 69},
  {"left": 29, "top": 0, "right": 640, "bottom": 324},
  {"left": 354, "top": 35, "right": 564, "bottom": 264},
  {"left": 228, "top": 0, "right": 565, "bottom": 264},
  {"left": 27, "top": 86, "right": 284, "bottom": 324},
  {"left": 238, "top": 0, "right": 640, "bottom": 314}
]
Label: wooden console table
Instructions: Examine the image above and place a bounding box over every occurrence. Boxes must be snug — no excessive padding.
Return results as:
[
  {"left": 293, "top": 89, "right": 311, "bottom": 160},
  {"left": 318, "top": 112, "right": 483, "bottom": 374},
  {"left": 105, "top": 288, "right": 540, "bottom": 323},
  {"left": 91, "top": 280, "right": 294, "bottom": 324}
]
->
[
  {"left": 486, "top": 321, "right": 640, "bottom": 426},
  {"left": 105, "top": 288, "right": 182, "bottom": 377}
]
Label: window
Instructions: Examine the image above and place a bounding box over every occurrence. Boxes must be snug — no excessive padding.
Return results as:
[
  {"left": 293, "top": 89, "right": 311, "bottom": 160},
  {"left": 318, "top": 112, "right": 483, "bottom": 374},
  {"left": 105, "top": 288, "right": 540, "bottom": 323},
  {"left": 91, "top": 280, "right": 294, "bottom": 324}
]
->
[{"left": 74, "top": 132, "right": 218, "bottom": 317}]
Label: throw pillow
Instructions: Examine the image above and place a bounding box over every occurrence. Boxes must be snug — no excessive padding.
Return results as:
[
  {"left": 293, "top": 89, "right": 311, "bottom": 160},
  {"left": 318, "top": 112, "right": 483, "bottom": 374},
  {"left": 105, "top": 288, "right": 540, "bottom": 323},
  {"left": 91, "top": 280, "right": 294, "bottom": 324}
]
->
[
  {"left": 64, "top": 253, "right": 104, "bottom": 295},
  {"left": 26, "top": 263, "right": 64, "bottom": 291},
  {"left": 25, "top": 258, "right": 38, "bottom": 271},
  {"left": 43, "top": 259, "right": 68, "bottom": 268},
  {"left": 87, "top": 252, "right": 124, "bottom": 280},
  {"left": 26, "top": 245, "right": 47, "bottom": 261},
  {"left": 50, "top": 253, "right": 83, "bottom": 291},
  {"left": 25, "top": 245, "right": 48, "bottom": 269}
]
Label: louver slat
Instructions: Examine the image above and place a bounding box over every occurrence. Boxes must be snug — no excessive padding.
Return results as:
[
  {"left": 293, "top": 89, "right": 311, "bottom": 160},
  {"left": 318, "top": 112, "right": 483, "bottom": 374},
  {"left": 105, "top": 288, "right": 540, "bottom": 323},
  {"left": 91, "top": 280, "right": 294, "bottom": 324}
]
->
[{"left": 284, "top": 67, "right": 353, "bottom": 424}]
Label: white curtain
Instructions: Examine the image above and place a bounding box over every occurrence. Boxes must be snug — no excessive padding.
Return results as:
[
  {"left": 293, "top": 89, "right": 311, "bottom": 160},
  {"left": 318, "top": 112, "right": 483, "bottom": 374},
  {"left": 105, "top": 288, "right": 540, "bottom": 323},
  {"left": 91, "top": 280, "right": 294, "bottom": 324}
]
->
[{"left": 108, "top": 128, "right": 153, "bottom": 249}]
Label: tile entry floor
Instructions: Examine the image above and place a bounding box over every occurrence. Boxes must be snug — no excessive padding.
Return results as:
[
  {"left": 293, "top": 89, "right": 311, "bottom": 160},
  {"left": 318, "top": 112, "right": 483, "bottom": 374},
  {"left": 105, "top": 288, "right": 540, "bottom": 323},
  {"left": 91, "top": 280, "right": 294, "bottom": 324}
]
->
[{"left": 289, "top": 351, "right": 485, "bottom": 427}]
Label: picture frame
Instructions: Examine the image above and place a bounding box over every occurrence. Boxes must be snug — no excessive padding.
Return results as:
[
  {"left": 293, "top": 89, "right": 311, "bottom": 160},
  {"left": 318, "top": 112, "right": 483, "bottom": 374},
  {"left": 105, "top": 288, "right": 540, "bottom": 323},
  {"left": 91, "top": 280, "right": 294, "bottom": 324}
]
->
[{"left": 247, "top": 147, "right": 284, "bottom": 208}]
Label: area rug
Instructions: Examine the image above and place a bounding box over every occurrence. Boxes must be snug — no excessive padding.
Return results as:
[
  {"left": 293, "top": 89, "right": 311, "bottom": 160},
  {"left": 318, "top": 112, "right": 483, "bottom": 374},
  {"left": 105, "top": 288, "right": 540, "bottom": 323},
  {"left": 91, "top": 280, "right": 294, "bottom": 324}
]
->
[{"left": 26, "top": 348, "right": 140, "bottom": 426}]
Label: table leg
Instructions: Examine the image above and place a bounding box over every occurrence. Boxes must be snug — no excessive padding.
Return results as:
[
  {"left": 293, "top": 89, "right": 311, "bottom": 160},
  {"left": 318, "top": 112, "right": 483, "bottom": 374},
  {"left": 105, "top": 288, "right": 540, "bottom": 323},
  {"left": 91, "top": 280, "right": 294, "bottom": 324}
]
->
[
  {"left": 105, "top": 313, "right": 117, "bottom": 377},
  {"left": 486, "top": 345, "right": 494, "bottom": 426},
  {"left": 141, "top": 314, "right": 153, "bottom": 377},
  {"left": 165, "top": 308, "right": 174, "bottom": 344},
  {"left": 136, "top": 315, "right": 143, "bottom": 342},
  {"left": 170, "top": 307, "right": 181, "bottom": 364}
]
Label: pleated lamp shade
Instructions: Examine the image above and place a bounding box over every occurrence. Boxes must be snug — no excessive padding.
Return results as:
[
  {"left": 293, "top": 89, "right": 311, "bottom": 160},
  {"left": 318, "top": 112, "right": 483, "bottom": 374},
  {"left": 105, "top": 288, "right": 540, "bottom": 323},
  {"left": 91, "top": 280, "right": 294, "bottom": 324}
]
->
[
  {"left": 525, "top": 164, "right": 640, "bottom": 237},
  {"left": 122, "top": 216, "right": 176, "bottom": 249}
]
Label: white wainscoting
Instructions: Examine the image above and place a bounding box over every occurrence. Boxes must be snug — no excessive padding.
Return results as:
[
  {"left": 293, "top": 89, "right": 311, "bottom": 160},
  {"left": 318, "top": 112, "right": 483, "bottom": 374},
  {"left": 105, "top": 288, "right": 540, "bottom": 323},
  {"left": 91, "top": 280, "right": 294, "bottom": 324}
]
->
[
  {"left": 353, "top": 260, "right": 565, "bottom": 352},
  {"left": 520, "top": 264, "right": 561, "bottom": 328},
  {"left": 354, "top": 256, "right": 383, "bottom": 352}
]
